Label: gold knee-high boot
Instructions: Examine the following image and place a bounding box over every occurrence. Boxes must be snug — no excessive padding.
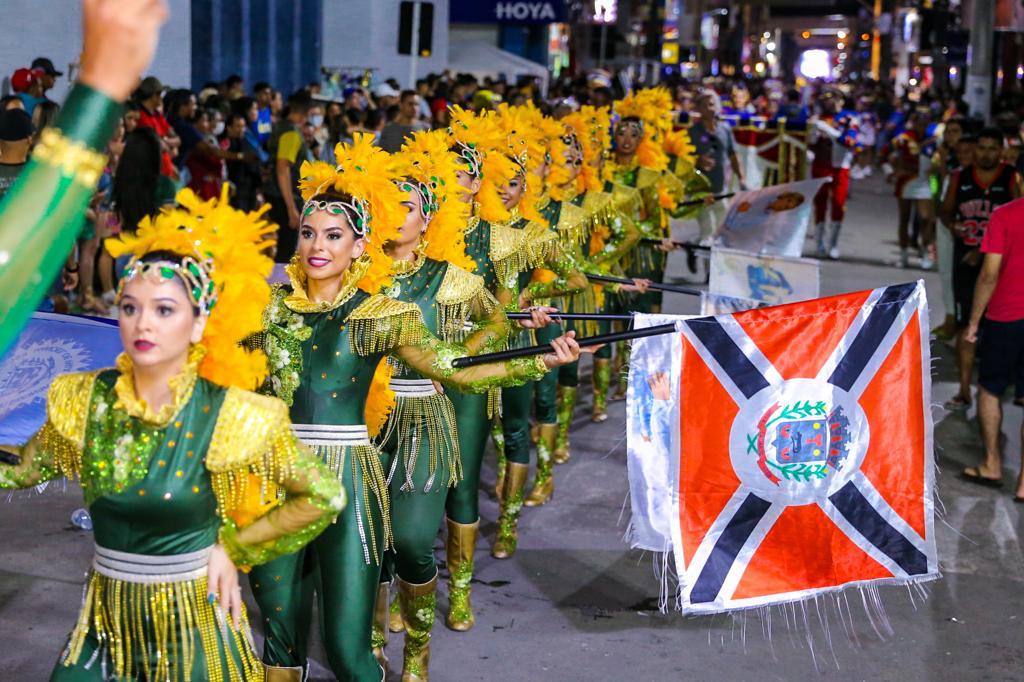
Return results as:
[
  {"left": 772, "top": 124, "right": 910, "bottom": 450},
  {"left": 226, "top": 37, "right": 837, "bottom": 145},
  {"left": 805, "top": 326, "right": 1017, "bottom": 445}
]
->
[
  {"left": 372, "top": 582, "right": 390, "bottom": 673},
  {"left": 592, "top": 358, "right": 610, "bottom": 422},
  {"left": 492, "top": 461, "right": 528, "bottom": 559},
  {"left": 553, "top": 385, "right": 577, "bottom": 464},
  {"left": 397, "top": 573, "right": 438, "bottom": 682},
  {"left": 389, "top": 592, "right": 405, "bottom": 633},
  {"left": 524, "top": 423, "right": 557, "bottom": 506},
  {"left": 445, "top": 517, "right": 479, "bottom": 631},
  {"left": 264, "top": 665, "right": 303, "bottom": 682},
  {"left": 611, "top": 340, "right": 629, "bottom": 400}
]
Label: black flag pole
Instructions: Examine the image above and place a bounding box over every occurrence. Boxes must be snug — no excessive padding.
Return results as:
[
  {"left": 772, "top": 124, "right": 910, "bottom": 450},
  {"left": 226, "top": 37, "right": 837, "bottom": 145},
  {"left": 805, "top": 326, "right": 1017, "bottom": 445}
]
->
[
  {"left": 640, "top": 238, "right": 711, "bottom": 251},
  {"left": 675, "top": 192, "right": 734, "bottom": 208},
  {"left": 450, "top": 323, "right": 679, "bottom": 369},
  {"left": 585, "top": 273, "right": 702, "bottom": 296},
  {"left": 506, "top": 311, "right": 635, "bottom": 322}
]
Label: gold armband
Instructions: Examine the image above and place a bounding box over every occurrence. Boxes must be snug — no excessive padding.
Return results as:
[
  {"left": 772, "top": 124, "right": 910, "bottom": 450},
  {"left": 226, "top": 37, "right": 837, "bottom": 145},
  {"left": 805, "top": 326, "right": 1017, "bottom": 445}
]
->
[{"left": 32, "top": 128, "right": 107, "bottom": 187}]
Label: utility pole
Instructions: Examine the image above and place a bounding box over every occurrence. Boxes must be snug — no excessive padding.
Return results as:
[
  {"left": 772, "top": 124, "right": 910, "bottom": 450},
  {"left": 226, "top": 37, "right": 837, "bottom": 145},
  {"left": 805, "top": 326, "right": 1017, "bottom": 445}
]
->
[{"left": 965, "top": 0, "right": 994, "bottom": 122}]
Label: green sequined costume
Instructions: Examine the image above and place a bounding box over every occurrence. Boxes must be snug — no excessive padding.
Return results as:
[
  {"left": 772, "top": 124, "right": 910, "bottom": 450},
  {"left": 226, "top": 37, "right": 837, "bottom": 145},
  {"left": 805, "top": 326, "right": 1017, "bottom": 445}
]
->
[
  {"left": 0, "top": 350, "right": 344, "bottom": 682},
  {"left": 248, "top": 264, "right": 546, "bottom": 680},
  {"left": 377, "top": 256, "right": 509, "bottom": 584}
]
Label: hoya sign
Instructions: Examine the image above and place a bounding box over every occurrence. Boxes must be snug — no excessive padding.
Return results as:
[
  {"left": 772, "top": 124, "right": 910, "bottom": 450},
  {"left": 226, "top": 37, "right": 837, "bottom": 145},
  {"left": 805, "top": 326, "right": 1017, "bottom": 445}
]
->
[{"left": 450, "top": 0, "right": 567, "bottom": 24}]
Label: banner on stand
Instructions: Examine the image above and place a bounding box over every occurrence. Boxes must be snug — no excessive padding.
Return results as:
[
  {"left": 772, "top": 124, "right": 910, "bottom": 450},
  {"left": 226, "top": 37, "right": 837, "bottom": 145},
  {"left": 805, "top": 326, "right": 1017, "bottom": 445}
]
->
[
  {"left": 626, "top": 282, "right": 938, "bottom": 613},
  {"left": 709, "top": 247, "right": 820, "bottom": 305}
]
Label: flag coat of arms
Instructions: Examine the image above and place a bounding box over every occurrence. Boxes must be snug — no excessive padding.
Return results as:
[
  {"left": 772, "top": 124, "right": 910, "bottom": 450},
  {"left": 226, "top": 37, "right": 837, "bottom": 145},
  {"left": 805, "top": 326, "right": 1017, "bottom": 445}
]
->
[{"left": 672, "top": 281, "right": 937, "bottom": 613}]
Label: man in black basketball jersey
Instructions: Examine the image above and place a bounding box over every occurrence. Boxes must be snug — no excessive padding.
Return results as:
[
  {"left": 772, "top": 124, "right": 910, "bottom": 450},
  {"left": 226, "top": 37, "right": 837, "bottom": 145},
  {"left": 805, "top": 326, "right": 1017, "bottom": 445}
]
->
[{"left": 940, "top": 127, "right": 1023, "bottom": 410}]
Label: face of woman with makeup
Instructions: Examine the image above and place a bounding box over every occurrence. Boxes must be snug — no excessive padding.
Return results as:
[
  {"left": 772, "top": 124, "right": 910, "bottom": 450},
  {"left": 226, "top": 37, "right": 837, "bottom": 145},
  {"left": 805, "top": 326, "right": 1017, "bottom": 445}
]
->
[
  {"left": 393, "top": 186, "right": 427, "bottom": 251},
  {"left": 499, "top": 172, "right": 526, "bottom": 210},
  {"left": 562, "top": 146, "right": 583, "bottom": 184},
  {"left": 455, "top": 169, "right": 482, "bottom": 203},
  {"left": 298, "top": 203, "right": 367, "bottom": 283},
  {"left": 614, "top": 122, "right": 641, "bottom": 155},
  {"left": 118, "top": 266, "right": 206, "bottom": 372}
]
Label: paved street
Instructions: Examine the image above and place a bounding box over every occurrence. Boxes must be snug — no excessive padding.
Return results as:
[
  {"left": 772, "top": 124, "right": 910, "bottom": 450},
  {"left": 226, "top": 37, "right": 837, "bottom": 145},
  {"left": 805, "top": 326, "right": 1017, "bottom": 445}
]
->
[{"left": 2, "top": 174, "right": 1023, "bottom": 681}]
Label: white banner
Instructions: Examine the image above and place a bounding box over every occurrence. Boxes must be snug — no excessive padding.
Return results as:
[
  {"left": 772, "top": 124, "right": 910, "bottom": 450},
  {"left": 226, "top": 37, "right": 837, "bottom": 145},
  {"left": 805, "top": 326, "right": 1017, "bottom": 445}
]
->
[
  {"left": 709, "top": 247, "right": 820, "bottom": 305},
  {"left": 714, "top": 177, "right": 830, "bottom": 257},
  {"left": 625, "top": 313, "right": 687, "bottom": 553}
]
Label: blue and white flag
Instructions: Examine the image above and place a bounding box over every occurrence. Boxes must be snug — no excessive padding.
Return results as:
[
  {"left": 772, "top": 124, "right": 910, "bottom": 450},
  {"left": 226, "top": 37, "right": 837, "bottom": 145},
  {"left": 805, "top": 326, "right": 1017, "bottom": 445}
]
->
[{"left": 0, "top": 313, "right": 121, "bottom": 443}]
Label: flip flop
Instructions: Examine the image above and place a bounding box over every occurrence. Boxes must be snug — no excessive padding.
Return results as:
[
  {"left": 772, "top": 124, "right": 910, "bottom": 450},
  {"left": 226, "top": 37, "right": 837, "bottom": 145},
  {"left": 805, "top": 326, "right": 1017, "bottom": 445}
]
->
[
  {"left": 944, "top": 394, "right": 972, "bottom": 410},
  {"left": 960, "top": 468, "right": 1003, "bottom": 489},
  {"left": 1013, "top": 496, "right": 1024, "bottom": 504}
]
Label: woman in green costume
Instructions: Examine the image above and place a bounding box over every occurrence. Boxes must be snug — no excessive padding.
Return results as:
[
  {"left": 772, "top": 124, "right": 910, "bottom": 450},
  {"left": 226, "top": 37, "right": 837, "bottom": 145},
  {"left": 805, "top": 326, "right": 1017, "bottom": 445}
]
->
[
  {"left": 0, "top": 191, "right": 345, "bottom": 682},
  {"left": 372, "top": 129, "right": 562, "bottom": 680},
  {"left": 246, "top": 135, "right": 584, "bottom": 682}
]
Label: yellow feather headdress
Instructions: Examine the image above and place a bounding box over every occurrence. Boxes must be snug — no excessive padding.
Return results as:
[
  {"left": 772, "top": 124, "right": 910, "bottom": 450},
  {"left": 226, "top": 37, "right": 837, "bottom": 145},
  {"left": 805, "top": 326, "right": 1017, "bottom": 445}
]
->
[
  {"left": 297, "top": 133, "right": 406, "bottom": 295},
  {"left": 105, "top": 186, "right": 276, "bottom": 390},
  {"left": 394, "top": 129, "right": 474, "bottom": 271},
  {"left": 566, "top": 105, "right": 612, "bottom": 190},
  {"left": 495, "top": 103, "right": 548, "bottom": 224},
  {"left": 446, "top": 106, "right": 517, "bottom": 224},
  {"left": 614, "top": 89, "right": 670, "bottom": 172}
]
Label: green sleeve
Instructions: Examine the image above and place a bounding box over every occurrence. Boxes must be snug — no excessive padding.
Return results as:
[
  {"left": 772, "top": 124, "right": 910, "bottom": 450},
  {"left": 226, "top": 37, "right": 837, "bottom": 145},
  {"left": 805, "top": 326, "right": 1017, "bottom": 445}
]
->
[{"left": 0, "top": 83, "right": 122, "bottom": 355}]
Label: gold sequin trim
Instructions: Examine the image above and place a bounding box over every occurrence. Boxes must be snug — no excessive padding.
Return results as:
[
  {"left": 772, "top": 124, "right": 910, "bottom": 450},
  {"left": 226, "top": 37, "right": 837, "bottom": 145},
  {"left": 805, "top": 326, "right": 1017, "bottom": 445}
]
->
[{"left": 31, "top": 127, "right": 107, "bottom": 187}]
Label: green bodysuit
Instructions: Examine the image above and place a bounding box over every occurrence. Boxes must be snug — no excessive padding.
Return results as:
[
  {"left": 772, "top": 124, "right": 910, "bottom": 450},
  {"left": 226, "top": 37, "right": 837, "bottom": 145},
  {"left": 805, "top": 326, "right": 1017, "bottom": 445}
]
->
[{"left": 0, "top": 349, "right": 343, "bottom": 682}]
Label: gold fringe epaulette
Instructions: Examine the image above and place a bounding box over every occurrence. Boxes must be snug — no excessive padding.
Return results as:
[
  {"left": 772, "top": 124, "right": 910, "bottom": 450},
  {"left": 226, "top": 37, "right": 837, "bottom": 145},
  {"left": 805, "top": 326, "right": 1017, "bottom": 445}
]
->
[
  {"left": 436, "top": 264, "right": 495, "bottom": 342},
  {"left": 525, "top": 221, "right": 560, "bottom": 268},
  {"left": 554, "top": 195, "right": 614, "bottom": 250},
  {"left": 40, "top": 370, "right": 101, "bottom": 478},
  {"left": 348, "top": 295, "right": 425, "bottom": 356},
  {"left": 660, "top": 170, "right": 687, "bottom": 203},
  {"left": 608, "top": 183, "right": 643, "bottom": 220},
  {"left": 490, "top": 222, "right": 532, "bottom": 289},
  {"left": 636, "top": 167, "right": 663, "bottom": 192},
  {"left": 207, "top": 387, "right": 300, "bottom": 525}
]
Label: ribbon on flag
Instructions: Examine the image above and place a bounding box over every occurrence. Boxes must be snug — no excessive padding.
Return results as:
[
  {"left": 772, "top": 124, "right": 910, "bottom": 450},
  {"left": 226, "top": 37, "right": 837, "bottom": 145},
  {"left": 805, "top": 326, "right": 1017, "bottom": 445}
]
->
[
  {"left": 627, "top": 282, "right": 938, "bottom": 614},
  {"left": 0, "top": 313, "right": 121, "bottom": 443}
]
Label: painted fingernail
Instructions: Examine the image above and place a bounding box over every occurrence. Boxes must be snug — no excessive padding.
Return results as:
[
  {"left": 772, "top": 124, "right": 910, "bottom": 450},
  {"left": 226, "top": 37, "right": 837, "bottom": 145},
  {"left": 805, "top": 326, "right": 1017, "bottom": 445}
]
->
[{"left": 207, "top": 593, "right": 216, "bottom": 604}]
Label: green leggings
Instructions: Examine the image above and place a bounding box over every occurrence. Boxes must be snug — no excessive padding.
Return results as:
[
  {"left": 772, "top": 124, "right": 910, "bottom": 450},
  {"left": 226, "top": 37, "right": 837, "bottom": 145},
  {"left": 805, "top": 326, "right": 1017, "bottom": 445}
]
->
[
  {"left": 249, "top": 448, "right": 386, "bottom": 681},
  {"left": 502, "top": 323, "right": 560, "bottom": 465},
  {"left": 446, "top": 390, "right": 492, "bottom": 524},
  {"left": 381, "top": 409, "right": 457, "bottom": 584},
  {"left": 626, "top": 242, "right": 665, "bottom": 311}
]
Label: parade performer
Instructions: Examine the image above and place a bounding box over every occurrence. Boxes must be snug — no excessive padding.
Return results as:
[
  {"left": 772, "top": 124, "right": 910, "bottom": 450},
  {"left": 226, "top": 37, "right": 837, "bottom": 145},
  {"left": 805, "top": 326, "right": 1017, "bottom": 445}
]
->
[
  {"left": 436, "top": 106, "right": 553, "bottom": 631},
  {"left": 490, "top": 104, "right": 592, "bottom": 518},
  {"left": 0, "top": 0, "right": 167, "bottom": 355},
  {"left": 372, "top": 129, "right": 557, "bottom": 678},
  {"left": 548, "top": 108, "right": 649, "bottom": 461},
  {"left": 882, "top": 109, "right": 938, "bottom": 269},
  {"left": 0, "top": 188, "right": 346, "bottom": 682},
  {"left": 809, "top": 89, "right": 860, "bottom": 259},
  {"left": 247, "top": 134, "right": 584, "bottom": 682},
  {"left": 605, "top": 90, "right": 684, "bottom": 398}
]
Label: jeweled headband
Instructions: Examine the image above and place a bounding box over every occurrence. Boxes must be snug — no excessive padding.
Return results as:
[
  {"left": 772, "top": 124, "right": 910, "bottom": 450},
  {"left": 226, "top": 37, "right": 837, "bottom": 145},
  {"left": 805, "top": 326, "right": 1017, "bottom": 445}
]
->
[
  {"left": 117, "top": 255, "right": 217, "bottom": 315},
  {"left": 616, "top": 118, "right": 645, "bottom": 135},
  {"left": 396, "top": 176, "right": 441, "bottom": 224},
  {"left": 452, "top": 140, "right": 483, "bottom": 178},
  {"left": 303, "top": 194, "right": 372, "bottom": 237}
]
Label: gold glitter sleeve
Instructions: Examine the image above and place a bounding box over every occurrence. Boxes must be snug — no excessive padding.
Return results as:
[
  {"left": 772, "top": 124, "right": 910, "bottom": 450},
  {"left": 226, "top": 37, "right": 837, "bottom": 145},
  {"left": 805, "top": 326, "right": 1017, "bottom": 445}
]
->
[
  {"left": 0, "top": 371, "right": 97, "bottom": 489},
  {"left": 208, "top": 387, "right": 345, "bottom": 571},
  {"left": 394, "top": 317, "right": 548, "bottom": 392},
  {"left": 522, "top": 227, "right": 589, "bottom": 305}
]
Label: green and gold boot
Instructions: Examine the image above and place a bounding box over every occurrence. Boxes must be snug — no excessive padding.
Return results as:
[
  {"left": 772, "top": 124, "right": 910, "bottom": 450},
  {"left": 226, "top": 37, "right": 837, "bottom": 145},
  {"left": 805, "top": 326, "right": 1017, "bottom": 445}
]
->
[
  {"left": 524, "top": 424, "right": 557, "bottom": 506},
  {"left": 553, "top": 385, "right": 577, "bottom": 464},
  {"left": 611, "top": 341, "right": 629, "bottom": 400},
  {"left": 592, "top": 358, "right": 610, "bottom": 423},
  {"left": 264, "top": 665, "right": 303, "bottom": 682},
  {"left": 397, "top": 573, "right": 438, "bottom": 681},
  {"left": 372, "top": 582, "right": 390, "bottom": 674},
  {"left": 389, "top": 593, "right": 405, "bottom": 633},
  {"left": 492, "top": 462, "right": 528, "bottom": 559},
  {"left": 445, "top": 517, "right": 479, "bottom": 631}
]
